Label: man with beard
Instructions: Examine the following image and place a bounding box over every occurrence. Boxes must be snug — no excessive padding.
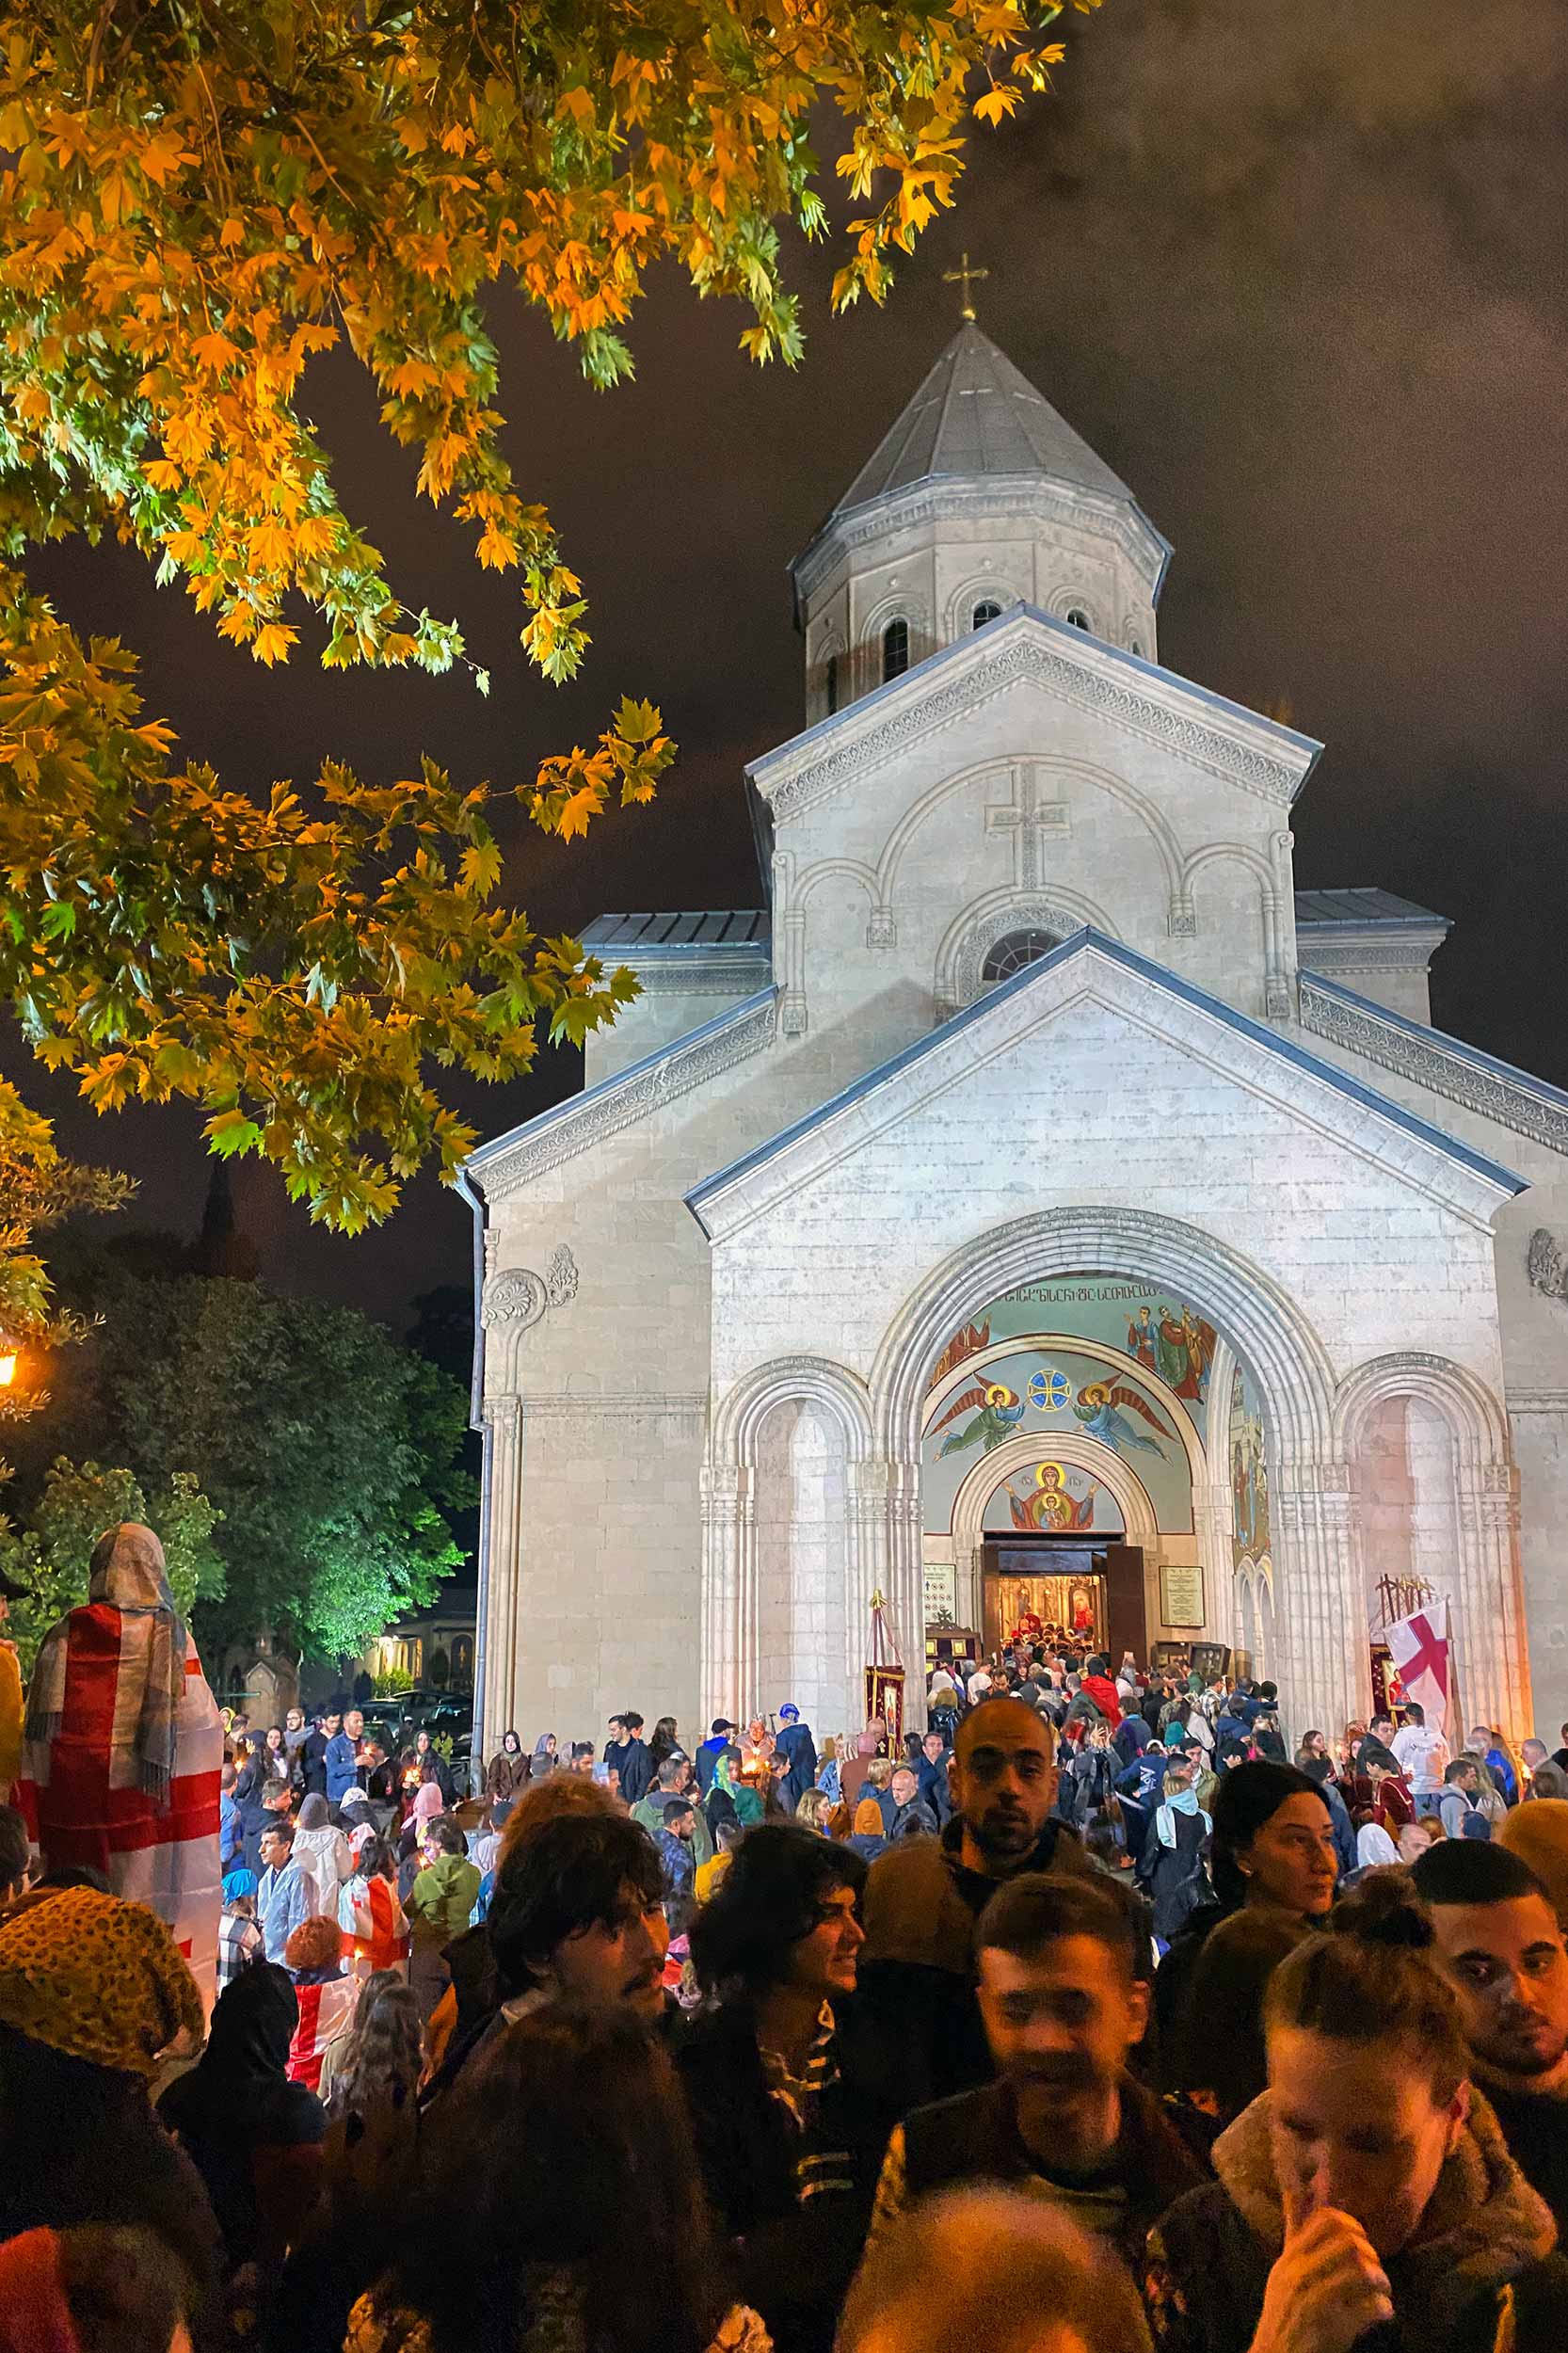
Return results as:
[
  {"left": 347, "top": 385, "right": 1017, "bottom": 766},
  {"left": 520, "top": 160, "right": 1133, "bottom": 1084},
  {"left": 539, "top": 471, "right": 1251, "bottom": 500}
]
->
[
  {"left": 861, "top": 1873, "right": 1199, "bottom": 2277},
  {"left": 1414, "top": 1837, "right": 1568, "bottom": 2233},
  {"left": 856, "top": 1698, "right": 1094, "bottom": 2110}
]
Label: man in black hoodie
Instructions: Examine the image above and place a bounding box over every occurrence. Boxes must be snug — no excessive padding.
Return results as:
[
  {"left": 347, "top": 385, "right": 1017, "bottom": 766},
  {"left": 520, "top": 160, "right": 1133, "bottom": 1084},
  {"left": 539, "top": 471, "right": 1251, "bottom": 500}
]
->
[
  {"left": 856, "top": 1697, "right": 1093, "bottom": 2112},
  {"left": 604, "top": 1711, "right": 654, "bottom": 1806},
  {"left": 1414, "top": 1836, "right": 1568, "bottom": 2236}
]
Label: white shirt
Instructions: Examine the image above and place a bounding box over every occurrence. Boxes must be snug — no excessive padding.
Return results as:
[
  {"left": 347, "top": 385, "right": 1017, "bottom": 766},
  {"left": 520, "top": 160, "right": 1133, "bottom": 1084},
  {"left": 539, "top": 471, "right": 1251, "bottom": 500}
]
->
[{"left": 1392, "top": 1722, "right": 1450, "bottom": 1793}]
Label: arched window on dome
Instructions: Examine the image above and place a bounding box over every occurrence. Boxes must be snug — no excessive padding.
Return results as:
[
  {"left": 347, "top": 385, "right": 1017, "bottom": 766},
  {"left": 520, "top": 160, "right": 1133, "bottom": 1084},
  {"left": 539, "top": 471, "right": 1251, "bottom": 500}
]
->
[
  {"left": 1128, "top": 637, "right": 1144, "bottom": 660},
  {"left": 825, "top": 653, "right": 840, "bottom": 715},
  {"left": 882, "top": 617, "right": 909, "bottom": 682},
  {"left": 1065, "top": 607, "right": 1091, "bottom": 632},
  {"left": 972, "top": 600, "right": 1002, "bottom": 630},
  {"left": 982, "top": 928, "right": 1064, "bottom": 986}
]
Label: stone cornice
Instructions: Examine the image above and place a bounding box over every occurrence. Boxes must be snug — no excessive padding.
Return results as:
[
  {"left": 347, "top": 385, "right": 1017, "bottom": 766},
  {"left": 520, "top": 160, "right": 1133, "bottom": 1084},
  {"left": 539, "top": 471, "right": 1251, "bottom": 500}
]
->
[
  {"left": 625, "top": 952, "right": 772, "bottom": 997},
  {"left": 470, "top": 989, "right": 777, "bottom": 1200},
  {"left": 1300, "top": 942, "right": 1443, "bottom": 974},
  {"left": 754, "top": 632, "right": 1312, "bottom": 826},
  {"left": 793, "top": 477, "right": 1167, "bottom": 607},
  {"left": 1300, "top": 975, "right": 1568, "bottom": 1159}
]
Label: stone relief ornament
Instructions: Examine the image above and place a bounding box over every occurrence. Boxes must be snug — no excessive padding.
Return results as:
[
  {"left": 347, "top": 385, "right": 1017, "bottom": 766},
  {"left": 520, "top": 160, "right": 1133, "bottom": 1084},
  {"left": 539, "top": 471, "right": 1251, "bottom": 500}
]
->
[
  {"left": 482, "top": 1246, "right": 579, "bottom": 1331},
  {"left": 1528, "top": 1229, "right": 1568, "bottom": 1303}
]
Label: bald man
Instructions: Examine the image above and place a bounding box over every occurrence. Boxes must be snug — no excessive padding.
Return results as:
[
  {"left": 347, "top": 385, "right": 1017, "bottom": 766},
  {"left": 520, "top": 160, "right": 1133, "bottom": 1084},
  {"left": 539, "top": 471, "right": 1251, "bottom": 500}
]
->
[{"left": 856, "top": 1699, "right": 1095, "bottom": 2110}]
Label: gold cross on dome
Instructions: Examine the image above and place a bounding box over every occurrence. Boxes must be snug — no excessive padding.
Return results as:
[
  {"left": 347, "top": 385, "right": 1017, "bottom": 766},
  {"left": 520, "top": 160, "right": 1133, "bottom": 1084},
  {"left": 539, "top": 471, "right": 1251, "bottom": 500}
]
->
[{"left": 943, "top": 252, "right": 989, "bottom": 322}]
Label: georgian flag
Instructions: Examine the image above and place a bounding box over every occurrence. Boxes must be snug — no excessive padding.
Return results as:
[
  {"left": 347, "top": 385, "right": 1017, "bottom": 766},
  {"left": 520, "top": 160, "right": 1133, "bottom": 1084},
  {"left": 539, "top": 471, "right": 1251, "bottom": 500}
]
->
[{"left": 1385, "top": 1599, "right": 1450, "bottom": 1738}]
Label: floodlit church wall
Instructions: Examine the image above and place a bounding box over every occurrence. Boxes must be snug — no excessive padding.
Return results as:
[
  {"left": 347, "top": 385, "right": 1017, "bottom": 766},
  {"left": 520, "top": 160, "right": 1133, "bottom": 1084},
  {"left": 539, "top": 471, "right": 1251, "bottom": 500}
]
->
[
  {"left": 798, "top": 493, "right": 1160, "bottom": 721},
  {"left": 1291, "top": 1016, "right": 1568, "bottom": 1733},
  {"left": 767, "top": 663, "right": 1289, "bottom": 1042},
  {"left": 700, "top": 969, "right": 1516, "bottom": 1736}
]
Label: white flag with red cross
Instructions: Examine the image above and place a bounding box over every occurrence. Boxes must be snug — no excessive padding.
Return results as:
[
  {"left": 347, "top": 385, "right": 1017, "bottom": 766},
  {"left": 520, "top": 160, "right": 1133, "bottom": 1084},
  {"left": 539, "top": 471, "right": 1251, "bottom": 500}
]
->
[{"left": 1385, "top": 1599, "right": 1451, "bottom": 1739}]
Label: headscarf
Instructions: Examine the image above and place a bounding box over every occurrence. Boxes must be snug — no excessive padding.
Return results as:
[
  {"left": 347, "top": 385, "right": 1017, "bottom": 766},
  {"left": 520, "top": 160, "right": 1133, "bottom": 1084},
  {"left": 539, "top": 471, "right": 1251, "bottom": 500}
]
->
[
  {"left": 1356, "top": 1821, "right": 1400, "bottom": 1869},
  {"left": 0, "top": 1886, "right": 203, "bottom": 2077},
  {"left": 714, "top": 1754, "right": 763, "bottom": 1826},
  {"left": 24, "top": 1523, "right": 188, "bottom": 1805},
  {"left": 412, "top": 1780, "right": 444, "bottom": 1827},
  {"left": 222, "top": 1868, "right": 258, "bottom": 1902},
  {"left": 1156, "top": 1785, "right": 1209, "bottom": 1848},
  {"left": 0, "top": 2229, "right": 77, "bottom": 2353},
  {"left": 296, "top": 1792, "right": 329, "bottom": 1831},
  {"left": 531, "top": 1733, "right": 556, "bottom": 1773},
  {"left": 853, "top": 1798, "right": 886, "bottom": 1836}
]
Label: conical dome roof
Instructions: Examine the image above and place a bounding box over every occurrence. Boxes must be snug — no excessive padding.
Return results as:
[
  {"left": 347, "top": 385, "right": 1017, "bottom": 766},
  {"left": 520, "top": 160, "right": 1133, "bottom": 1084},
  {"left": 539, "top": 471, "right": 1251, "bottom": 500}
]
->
[{"left": 833, "top": 320, "right": 1135, "bottom": 518}]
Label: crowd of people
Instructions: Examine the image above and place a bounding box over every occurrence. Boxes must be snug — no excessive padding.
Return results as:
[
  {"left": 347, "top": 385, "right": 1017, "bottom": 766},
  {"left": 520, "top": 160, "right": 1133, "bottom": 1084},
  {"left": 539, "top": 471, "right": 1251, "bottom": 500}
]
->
[{"left": 7, "top": 1545, "right": 1568, "bottom": 2353}]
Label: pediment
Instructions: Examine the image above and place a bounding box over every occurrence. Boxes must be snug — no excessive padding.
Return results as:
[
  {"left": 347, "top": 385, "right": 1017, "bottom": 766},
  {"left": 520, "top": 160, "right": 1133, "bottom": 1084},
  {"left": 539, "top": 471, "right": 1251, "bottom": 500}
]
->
[
  {"left": 747, "top": 607, "right": 1321, "bottom": 827},
  {"left": 686, "top": 932, "right": 1520, "bottom": 1243}
]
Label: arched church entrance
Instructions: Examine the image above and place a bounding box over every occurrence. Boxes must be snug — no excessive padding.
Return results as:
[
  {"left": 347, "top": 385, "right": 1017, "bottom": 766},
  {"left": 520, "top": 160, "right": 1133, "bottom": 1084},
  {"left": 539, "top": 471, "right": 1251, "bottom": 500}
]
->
[{"left": 919, "top": 1282, "right": 1236, "bottom": 1684}]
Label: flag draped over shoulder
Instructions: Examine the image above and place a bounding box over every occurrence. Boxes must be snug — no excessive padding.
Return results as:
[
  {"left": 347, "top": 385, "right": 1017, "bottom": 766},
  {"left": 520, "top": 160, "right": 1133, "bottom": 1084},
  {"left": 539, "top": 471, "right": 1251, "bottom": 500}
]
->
[{"left": 17, "top": 1522, "right": 223, "bottom": 2010}]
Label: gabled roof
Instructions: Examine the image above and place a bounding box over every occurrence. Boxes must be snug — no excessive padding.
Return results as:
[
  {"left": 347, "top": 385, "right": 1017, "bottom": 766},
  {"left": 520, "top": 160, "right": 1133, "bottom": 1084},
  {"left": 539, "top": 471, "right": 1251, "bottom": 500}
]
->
[
  {"left": 749, "top": 600, "right": 1322, "bottom": 815},
  {"left": 1294, "top": 888, "right": 1451, "bottom": 933},
  {"left": 685, "top": 930, "right": 1522, "bottom": 1236},
  {"left": 580, "top": 911, "right": 769, "bottom": 952},
  {"left": 833, "top": 322, "right": 1135, "bottom": 518}
]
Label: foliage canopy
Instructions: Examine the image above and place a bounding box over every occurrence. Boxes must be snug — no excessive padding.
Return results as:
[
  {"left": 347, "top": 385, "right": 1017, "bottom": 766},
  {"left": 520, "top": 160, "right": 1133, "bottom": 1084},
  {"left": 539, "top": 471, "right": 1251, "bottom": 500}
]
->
[
  {"left": 24, "top": 1251, "right": 474, "bottom": 1660},
  {"left": 0, "top": 0, "right": 1095, "bottom": 1227},
  {"left": 1, "top": 1453, "right": 224, "bottom": 1675}
]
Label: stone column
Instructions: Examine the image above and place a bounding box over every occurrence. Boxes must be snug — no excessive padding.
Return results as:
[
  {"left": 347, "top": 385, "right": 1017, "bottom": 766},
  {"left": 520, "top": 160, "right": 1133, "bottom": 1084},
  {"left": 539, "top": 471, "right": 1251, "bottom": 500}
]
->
[
  {"left": 1192, "top": 1478, "right": 1237, "bottom": 1647},
  {"left": 1454, "top": 1459, "right": 1531, "bottom": 1741},
  {"left": 699, "top": 1464, "right": 754, "bottom": 1725},
  {"left": 480, "top": 1395, "right": 522, "bottom": 1747},
  {"left": 1271, "top": 1457, "right": 1368, "bottom": 1738},
  {"left": 844, "top": 1457, "right": 926, "bottom": 1735}
]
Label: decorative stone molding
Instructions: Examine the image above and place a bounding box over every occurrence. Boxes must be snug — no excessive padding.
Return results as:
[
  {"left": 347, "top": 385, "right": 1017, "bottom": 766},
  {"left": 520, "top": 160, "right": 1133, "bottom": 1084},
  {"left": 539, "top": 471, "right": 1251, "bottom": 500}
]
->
[
  {"left": 866, "top": 910, "right": 897, "bottom": 949},
  {"left": 545, "top": 1244, "right": 578, "bottom": 1307},
  {"left": 630, "top": 954, "right": 772, "bottom": 997},
  {"left": 1265, "top": 977, "right": 1293, "bottom": 1020},
  {"left": 480, "top": 1269, "right": 549, "bottom": 1332},
  {"left": 1528, "top": 1229, "right": 1568, "bottom": 1303},
  {"left": 1299, "top": 942, "right": 1440, "bottom": 975},
  {"left": 792, "top": 478, "right": 1167, "bottom": 608},
  {"left": 947, "top": 899, "right": 1082, "bottom": 1007},
  {"left": 480, "top": 1245, "right": 576, "bottom": 1334},
  {"left": 472, "top": 991, "right": 777, "bottom": 1198},
  {"left": 524, "top": 1393, "right": 706, "bottom": 1418},
  {"left": 1301, "top": 976, "right": 1568, "bottom": 1160},
  {"left": 1167, "top": 901, "right": 1197, "bottom": 938},
  {"left": 759, "top": 637, "right": 1307, "bottom": 825}
]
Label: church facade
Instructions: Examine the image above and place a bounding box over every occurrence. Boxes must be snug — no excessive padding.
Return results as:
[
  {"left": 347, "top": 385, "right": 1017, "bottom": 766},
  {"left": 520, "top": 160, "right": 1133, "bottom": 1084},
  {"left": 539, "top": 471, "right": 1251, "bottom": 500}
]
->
[{"left": 466, "top": 319, "right": 1568, "bottom": 1753}]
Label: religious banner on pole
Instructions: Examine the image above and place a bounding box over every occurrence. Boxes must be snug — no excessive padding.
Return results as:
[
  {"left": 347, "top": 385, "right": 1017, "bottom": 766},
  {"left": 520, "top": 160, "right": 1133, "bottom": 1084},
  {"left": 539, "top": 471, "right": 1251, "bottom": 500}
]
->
[
  {"left": 1384, "top": 1598, "right": 1451, "bottom": 1739},
  {"left": 865, "top": 1590, "right": 906, "bottom": 1747}
]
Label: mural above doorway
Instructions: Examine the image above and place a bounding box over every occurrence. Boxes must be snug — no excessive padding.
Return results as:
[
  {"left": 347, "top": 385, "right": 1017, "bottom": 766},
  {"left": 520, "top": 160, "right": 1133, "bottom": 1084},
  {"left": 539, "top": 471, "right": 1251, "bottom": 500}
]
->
[{"left": 926, "top": 1276, "right": 1220, "bottom": 1403}]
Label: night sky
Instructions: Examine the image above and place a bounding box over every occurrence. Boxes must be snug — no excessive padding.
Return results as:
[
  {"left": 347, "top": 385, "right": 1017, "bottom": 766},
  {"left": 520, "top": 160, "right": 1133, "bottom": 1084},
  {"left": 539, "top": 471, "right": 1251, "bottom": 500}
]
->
[{"left": 20, "top": 0, "right": 1568, "bottom": 1326}]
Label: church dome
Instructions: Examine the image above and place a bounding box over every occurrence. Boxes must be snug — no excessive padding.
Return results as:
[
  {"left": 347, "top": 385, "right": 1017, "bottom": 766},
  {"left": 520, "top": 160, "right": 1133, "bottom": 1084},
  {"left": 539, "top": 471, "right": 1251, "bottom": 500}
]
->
[{"left": 792, "top": 316, "right": 1169, "bottom": 720}]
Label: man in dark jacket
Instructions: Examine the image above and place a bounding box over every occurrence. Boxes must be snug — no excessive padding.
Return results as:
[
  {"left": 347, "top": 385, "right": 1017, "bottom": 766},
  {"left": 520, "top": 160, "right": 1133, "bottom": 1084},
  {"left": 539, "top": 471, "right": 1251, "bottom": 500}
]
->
[
  {"left": 695, "top": 1718, "right": 736, "bottom": 1796},
  {"left": 614, "top": 1711, "right": 654, "bottom": 1805},
  {"left": 915, "top": 1728, "right": 954, "bottom": 1828},
  {"left": 299, "top": 1712, "right": 334, "bottom": 1801},
  {"left": 856, "top": 1697, "right": 1094, "bottom": 2112},
  {"left": 774, "top": 1705, "right": 818, "bottom": 1811},
  {"left": 1414, "top": 1836, "right": 1568, "bottom": 2236},
  {"left": 865, "top": 1869, "right": 1200, "bottom": 2279}
]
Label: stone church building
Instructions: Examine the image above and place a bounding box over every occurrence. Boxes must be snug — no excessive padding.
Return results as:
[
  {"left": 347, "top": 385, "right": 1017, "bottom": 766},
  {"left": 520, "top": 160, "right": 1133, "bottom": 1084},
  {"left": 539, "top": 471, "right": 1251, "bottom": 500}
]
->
[{"left": 466, "top": 317, "right": 1568, "bottom": 1755}]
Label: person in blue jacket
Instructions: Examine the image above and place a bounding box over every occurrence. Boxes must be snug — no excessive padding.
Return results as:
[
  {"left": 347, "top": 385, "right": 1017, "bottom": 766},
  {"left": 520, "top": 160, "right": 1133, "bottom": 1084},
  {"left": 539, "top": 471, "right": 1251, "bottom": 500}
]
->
[{"left": 325, "top": 1707, "right": 363, "bottom": 1806}]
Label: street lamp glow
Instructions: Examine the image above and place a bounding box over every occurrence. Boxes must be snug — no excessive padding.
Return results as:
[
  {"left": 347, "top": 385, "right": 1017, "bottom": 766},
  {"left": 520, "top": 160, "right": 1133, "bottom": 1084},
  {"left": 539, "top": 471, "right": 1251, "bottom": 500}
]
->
[{"left": 0, "top": 1351, "right": 17, "bottom": 1388}]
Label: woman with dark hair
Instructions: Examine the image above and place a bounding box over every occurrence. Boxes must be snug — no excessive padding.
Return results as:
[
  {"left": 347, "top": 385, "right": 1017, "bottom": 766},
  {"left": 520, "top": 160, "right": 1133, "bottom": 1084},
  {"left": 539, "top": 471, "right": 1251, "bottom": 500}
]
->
[
  {"left": 648, "top": 1714, "right": 681, "bottom": 1768},
  {"left": 158, "top": 1960, "right": 326, "bottom": 2273},
  {"left": 1362, "top": 1737, "right": 1416, "bottom": 1833},
  {"left": 679, "top": 1824, "right": 888, "bottom": 2353},
  {"left": 345, "top": 2004, "right": 768, "bottom": 2353},
  {"left": 1155, "top": 1760, "right": 1339, "bottom": 2072},
  {"left": 485, "top": 1731, "right": 530, "bottom": 1803},
  {"left": 319, "top": 1970, "right": 424, "bottom": 2117},
  {"left": 1145, "top": 1877, "right": 1568, "bottom": 2351}
]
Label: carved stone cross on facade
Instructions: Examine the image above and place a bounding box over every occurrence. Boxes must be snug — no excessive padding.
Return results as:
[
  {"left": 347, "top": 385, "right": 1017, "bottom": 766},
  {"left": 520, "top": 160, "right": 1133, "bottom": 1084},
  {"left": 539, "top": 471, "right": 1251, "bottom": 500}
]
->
[{"left": 985, "top": 763, "right": 1069, "bottom": 890}]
